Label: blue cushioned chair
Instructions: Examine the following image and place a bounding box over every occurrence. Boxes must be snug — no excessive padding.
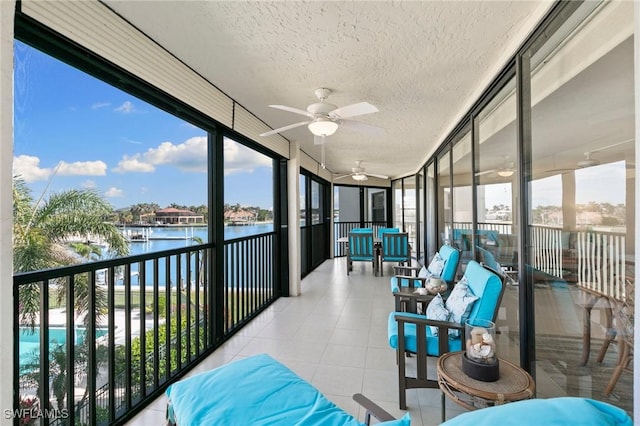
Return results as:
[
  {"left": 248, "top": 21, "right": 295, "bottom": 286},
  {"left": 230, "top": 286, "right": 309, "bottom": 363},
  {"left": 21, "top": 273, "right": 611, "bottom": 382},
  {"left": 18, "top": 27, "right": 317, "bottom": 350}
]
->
[
  {"left": 390, "top": 244, "right": 460, "bottom": 293},
  {"left": 379, "top": 232, "right": 410, "bottom": 276},
  {"left": 388, "top": 260, "right": 505, "bottom": 409},
  {"left": 378, "top": 227, "right": 400, "bottom": 239},
  {"left": 347, "top": 231, "right": 376, "bottom": 275},
  {"left": 351, "top": 227, "right": 373, "bottom": 233}
]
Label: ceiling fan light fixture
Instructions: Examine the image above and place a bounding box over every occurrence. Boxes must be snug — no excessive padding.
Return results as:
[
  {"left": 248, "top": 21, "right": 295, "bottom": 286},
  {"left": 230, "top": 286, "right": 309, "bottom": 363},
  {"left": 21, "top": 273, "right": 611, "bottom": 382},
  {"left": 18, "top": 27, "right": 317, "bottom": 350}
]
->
[
  {"left": 577, "top": 158, "right": 600, "bottom": 168},
  {"left": 497, "top": 169, "right": 514, "bottom": 177},
  {"left": 352, "top": 174, "right": 368, "bottom": 181},
  {"left": 308, "top": 118, "right": 339, "bottom": 137}
]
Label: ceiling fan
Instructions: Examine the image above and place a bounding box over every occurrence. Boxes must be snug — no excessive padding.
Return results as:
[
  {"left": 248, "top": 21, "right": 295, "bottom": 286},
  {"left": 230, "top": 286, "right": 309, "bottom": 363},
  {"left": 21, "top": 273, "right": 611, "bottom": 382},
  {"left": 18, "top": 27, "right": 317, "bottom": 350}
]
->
[
  {"left": 334, "top": 160, "right": 389, "bottom": 182},
  {"left": 547, "top": 138, "right": 635, "bottom": 174},
  {"left": 577, "top": 138, "right": 635, "bottom": 168},
  {"left": 475, "top": 156, "right": 516, "bottom": 178},
  {"left": 259, "top": 88, "right": 383, "bottom": 145}
]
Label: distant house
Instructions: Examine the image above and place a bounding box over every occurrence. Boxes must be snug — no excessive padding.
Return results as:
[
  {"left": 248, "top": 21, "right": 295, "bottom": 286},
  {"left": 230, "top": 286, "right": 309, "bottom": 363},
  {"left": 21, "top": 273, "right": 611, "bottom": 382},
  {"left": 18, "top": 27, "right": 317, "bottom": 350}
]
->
[
  {"left": 139, "top": 212, "right": 157, "bottom": 224},
  {"left": 155, "top": 207, "right": 204, "bottom": 224},
  {"left": 224, "top": 209, "right": 256, "bottom": 225}
]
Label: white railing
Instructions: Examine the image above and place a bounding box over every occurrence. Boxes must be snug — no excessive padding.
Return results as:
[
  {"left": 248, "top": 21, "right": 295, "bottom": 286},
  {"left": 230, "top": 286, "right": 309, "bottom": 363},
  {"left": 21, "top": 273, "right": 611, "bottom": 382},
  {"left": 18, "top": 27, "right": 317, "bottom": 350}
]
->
[
  {"left": 455, "top": 222, "right": 630, "bottom": 300},
  {"left": 530, "top": 225, "right": 564, "bottom": 278},
  {"left": 576, "top": 231, "right": 627, "bottom": 300}
]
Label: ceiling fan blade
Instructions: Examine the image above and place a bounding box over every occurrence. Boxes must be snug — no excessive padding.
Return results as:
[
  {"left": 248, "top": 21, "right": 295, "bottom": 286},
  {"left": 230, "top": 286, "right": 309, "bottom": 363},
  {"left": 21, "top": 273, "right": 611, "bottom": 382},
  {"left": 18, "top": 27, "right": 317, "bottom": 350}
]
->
[
  {"left": 475, "top": 169, "right": 498, "bottom": 176},
  {"left": 546, "top": 168, "right": 576, "bottom": 174},
  {"left": 365, "top": 172, "right": 389, "bottom": 180},
  {"left": 269, "top": 104, "right": 316, "bottom": 119},
  {"left": 260, "top": 120, "right": 311, "bottom": 137},
  {"left": 314, "top": 135, "right": 327, "bottom": 145},
  {"left": 339, "top": 119, "right": 385, "bottom": 136},
  {"left": 333, "top": 174, "right": 351, "bottom": 180},
  {"left": 329, "top": 102, "right": 378, "bottom": 119}
]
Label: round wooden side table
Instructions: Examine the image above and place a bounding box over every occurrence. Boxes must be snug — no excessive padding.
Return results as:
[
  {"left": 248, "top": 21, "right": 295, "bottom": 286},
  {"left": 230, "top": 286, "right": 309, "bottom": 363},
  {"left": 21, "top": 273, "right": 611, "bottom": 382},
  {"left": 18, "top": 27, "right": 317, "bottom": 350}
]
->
[{"left": 437, "top": 351, "right": 535, "bottom": 422}]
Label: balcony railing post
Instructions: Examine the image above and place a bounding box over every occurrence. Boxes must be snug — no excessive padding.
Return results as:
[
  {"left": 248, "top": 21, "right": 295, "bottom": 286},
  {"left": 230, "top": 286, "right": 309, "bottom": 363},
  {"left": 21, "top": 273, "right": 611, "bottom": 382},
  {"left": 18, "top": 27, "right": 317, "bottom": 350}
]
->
[{"left": 13, "top": 238, "right": 275, "bottom": 424}]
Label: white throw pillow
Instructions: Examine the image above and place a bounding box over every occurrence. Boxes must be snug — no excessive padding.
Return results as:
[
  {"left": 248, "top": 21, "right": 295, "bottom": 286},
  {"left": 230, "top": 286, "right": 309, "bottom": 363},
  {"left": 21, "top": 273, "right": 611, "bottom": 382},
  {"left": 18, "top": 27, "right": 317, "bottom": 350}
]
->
[
  {"left": 445, "top": 277, "right": 479, "bottom": 326},
  {"left": 425, "top": 293, "right": 450, "bottom": 336},
  {"left": 417, "top": 265, "right": 431, "bottom": 279},
  {"left": 428, "top": 252, "right": 445, "bottom": 276}
]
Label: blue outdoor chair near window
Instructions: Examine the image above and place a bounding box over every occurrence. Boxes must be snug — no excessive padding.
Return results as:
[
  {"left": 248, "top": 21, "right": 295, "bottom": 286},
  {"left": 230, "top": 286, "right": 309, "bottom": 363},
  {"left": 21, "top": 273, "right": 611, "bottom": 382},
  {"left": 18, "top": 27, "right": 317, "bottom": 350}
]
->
[
  {"left": 390, "top": 245, "right": 460, "bottom": 293},
  {"left": 351, "top": 227, "right": 373, "bottom": 233},
  {"left": 379, "top": 232, "right": 410, "bottom": 276},
  {"left": 378, "top": 227, "right": 400, "bottom": 239},
  {"left": 388, "top": 260, "right": 506, "bottom": 410},
  {"left": 347, "top": 231, "right": 376, "bottom": 276}
]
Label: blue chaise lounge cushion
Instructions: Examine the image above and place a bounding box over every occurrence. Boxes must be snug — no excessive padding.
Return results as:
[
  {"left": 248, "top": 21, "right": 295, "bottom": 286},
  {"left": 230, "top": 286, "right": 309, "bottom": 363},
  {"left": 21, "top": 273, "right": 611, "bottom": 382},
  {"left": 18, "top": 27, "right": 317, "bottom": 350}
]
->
[
  {"left": 440, "top": 397, "right": 632, "bottom": 426},
  {"left": 167, "top": 354, "right": 369, "bottom": 425}
]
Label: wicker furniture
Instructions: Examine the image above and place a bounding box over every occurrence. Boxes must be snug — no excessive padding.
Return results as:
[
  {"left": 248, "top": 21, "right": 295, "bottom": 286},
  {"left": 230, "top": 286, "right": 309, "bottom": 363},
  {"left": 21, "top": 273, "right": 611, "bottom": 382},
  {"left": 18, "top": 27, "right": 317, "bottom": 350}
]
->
[
  {"left": 437, "top": 351, "right": 535, "bottom": 422},
  {"left": 603, "top": 277, "right": 634, "bottom": 396}
]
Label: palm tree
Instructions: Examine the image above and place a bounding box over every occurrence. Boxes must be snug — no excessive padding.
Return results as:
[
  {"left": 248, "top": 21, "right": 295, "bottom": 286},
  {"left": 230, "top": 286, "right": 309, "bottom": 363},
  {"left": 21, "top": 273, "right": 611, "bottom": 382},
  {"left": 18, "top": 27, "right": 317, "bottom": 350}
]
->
[
  {"left": 13, "top": 176, "right": 129, "bottom": 327},
  {"left": 14, "top": 177, "right": 129, "bottom": 416}
]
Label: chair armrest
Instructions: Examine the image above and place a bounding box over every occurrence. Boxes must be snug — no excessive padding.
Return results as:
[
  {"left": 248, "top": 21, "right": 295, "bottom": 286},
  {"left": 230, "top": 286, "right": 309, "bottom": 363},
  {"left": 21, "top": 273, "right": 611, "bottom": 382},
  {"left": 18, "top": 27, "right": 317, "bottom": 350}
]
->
[
  {"left": 394, "top": 275, "right": 428, "bottom": 284},
  {"left": 353, "top": 393, "right": 396, "bottom": 425},
  {"left": 394, "top": 314, "right": 465, "bottom": 355},
  {"left": 394, "top": 265, "right": 422, "bottom": 276},
  {"left": 394, "top": 313, "right": 464, "bottom": 331}
]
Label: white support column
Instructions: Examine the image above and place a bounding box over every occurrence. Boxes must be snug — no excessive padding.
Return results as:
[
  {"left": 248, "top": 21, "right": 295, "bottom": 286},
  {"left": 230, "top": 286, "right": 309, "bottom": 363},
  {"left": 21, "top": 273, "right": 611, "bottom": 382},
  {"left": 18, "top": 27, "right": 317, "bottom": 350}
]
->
[
  {"left": 287, "top": 142, "right": 301, "bottom": 296},
  {"left": 0, "top": 1, "right": 15, "bottom": 423}
]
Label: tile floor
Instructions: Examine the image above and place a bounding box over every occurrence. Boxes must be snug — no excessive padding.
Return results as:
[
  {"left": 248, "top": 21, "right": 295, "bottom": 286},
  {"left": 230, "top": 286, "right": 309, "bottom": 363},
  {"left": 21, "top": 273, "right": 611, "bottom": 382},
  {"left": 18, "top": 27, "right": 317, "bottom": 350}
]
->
[{"left": 127, "top": 258, "right": 469, "bottom": 425}]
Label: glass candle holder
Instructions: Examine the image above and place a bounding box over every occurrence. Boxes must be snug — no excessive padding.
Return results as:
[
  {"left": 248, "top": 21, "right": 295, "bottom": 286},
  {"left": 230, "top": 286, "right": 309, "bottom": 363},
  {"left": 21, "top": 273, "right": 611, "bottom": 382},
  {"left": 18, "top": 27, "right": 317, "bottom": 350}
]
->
[{"left": 465, "top": 319, "right": 497, "bottom": 365}]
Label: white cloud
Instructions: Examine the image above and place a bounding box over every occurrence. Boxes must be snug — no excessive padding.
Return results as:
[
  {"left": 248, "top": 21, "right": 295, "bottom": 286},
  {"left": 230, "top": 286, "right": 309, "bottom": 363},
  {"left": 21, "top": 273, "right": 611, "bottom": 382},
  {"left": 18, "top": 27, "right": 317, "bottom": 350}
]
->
[
  {"left": 113, "top": 155, "right": 156, "bottom": 173},
  {"left": 91, "top": 102, "right": 111, "bottom": 110},
  {"left": 105, "top": 187, "right": 124, "bottom": 198},
  {"left": 13, "top": 156, "right": 107, "bottom": 183},
  {"left": 114, "top": 101, "right": 135, "bottom": 113},
  {"left": 13, "top": 155, "right": 53, "bottom": 182},
  {"left": 58, "top": 160, "right": 107, "bottom": 176},
  {"left": 112, "top": 136, "right": 272, "bottom": 176},
  {"left": 81, "top": 180, "right": 97, "bottom": 189},
  {"left": 113, "top": 136, "right": 207, "bottom": 173},
  {"left": 223, "top": 137, "right": 272, "bottom": 176}
]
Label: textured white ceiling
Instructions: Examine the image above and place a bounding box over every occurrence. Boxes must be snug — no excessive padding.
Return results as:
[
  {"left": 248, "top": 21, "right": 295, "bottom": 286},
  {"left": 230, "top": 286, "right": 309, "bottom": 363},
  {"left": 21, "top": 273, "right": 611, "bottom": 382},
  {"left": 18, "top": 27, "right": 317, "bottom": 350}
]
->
[{"left": 105, "top": 1, "right": 553, "bottom": 179}]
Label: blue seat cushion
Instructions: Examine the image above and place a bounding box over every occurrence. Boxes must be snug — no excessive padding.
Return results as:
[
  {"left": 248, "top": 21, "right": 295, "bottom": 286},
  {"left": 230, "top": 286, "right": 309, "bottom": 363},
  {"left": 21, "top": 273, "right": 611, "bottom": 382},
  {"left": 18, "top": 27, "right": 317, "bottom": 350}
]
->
[
  {"left": 388, "top": 312, "right": 462, "bottom": 356},
  {"left": 351, "top": 256, "right": 374, "bottom": 261},
  {"left": 166, "top": 354, "right": 365, "bottom": 425},
  {"left": 384, "top": 256, "right": 409, "bottom": 262},
  {"left": 440, "top": 397, "right": 632, "bottom": 426}
]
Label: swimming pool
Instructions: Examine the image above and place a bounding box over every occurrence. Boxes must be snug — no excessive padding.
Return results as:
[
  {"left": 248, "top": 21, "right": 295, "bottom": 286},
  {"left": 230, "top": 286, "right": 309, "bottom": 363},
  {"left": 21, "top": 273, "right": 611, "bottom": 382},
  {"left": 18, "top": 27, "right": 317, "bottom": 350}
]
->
[{"left": 19, "top": 326, "right": 109, "bottom": 366}]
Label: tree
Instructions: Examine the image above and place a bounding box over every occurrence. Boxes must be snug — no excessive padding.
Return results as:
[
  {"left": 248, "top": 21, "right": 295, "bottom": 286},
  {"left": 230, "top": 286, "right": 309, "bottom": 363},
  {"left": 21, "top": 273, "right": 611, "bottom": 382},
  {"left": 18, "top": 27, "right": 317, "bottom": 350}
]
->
[
  {"left": 14, "top": 177, "right": 128, "bottom": 419},
  {"left": 13, "top": 177, "right": 129, "bottom": 327}
]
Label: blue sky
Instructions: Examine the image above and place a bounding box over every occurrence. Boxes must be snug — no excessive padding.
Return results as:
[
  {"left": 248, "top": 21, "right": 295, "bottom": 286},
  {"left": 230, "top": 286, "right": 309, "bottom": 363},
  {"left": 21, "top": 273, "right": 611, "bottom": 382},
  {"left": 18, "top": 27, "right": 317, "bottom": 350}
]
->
[{"left": 13, "top": 41, "right": 273, "bottom": 210}]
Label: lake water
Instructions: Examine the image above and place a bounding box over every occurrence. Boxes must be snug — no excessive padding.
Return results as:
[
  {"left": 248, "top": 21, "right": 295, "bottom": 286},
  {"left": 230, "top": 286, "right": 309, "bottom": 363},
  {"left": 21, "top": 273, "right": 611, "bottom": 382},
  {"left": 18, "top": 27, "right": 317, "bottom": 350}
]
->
[
  {"left": 125, "top": 223, "right": 274, "bottom": 256},
  {"left": 116, "top": 224, "right": 274, "bottom": 286}
]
